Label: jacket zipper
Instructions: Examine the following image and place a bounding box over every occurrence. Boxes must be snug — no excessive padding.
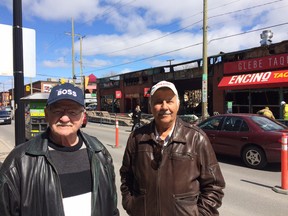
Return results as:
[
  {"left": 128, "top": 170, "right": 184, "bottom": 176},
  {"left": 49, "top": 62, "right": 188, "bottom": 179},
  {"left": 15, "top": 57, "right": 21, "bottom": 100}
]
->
[{"left": 157, "top": 146, "right": 166, "bottom": 216}]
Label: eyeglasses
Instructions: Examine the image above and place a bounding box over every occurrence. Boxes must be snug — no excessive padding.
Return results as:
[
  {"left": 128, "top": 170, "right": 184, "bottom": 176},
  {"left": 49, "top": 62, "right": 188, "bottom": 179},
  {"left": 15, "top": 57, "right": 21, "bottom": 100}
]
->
[
  {"left": 151, "top": 140, "right": 164, "bottom": 170},
  {"left": 49, "top": 106, "right": 84, "bottom": 118}
]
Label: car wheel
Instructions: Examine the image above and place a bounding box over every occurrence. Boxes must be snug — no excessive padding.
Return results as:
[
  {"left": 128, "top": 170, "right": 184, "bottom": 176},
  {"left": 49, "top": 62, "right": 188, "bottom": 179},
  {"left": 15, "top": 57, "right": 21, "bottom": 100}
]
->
[{"left": 242, "top": 146, "right": 267, "bottom": 169}]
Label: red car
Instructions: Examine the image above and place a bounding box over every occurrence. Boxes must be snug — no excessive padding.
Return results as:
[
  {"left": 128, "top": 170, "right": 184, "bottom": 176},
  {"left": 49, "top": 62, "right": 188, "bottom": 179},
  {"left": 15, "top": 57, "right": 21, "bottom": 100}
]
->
[{"left": 197, "top": 113, "right": 288, "bottom": 169}]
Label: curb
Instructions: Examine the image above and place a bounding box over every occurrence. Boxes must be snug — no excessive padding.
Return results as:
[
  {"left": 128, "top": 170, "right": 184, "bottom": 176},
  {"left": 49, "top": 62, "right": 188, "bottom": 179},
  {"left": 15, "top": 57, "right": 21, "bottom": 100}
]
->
[{"left": 272, "top": 186, "right": 288, "bottom": 195}]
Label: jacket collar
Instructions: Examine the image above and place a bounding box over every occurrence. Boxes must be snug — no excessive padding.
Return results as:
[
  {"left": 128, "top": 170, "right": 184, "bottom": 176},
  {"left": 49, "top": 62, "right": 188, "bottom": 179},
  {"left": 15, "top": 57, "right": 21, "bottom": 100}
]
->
[
  {"left": 139, "top": 117, "right": 188, "bottom": 145},
  {"left": 25, "top": 128, "right": 103, "bottom": 156}
]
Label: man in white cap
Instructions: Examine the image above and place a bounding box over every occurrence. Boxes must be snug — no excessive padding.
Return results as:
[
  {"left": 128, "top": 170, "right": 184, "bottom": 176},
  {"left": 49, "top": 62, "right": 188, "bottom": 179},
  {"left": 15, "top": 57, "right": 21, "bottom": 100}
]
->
[
  {"left": 120, "top": 80, "right": 225, "bottom": 216},
  {"left": 0, "top": 83, "right": 119, "bottom": 216}
]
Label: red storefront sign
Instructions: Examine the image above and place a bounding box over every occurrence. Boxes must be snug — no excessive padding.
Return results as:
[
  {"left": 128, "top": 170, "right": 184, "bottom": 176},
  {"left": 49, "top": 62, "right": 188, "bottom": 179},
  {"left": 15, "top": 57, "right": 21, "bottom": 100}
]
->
[
  {"left": 218, "top": 70, "right": 288, "bottom": 90},
  {"left": 144, "top": 87, "right": 150, "bottom": 97},
  {"left": 115, "top": 90, "right": 122, "bottom": 98},
  {"left": 224, "top": 53, "right": 288, "bottom": 74}
]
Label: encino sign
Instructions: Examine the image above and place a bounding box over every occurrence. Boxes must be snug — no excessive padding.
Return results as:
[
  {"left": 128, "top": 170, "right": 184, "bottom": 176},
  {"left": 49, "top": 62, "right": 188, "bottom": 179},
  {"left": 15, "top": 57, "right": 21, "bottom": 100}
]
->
[{"left": 218, "top": 70, "right": 288, "bottom": 90}]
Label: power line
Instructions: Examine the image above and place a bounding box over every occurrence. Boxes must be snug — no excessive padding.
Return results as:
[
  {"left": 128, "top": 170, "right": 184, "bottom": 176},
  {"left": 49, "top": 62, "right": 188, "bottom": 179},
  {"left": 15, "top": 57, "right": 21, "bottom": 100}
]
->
[
  {"left": 83, "top": 21, "right": 288, "bottom": 74},
  {"left": 39, "top": 0, "right": 283, "bottom": 64},
  {"left": 83, "top": 0, "right": 284, "bottom": 56},
  {"left": 35, "top": 0, "right": 286, "bottom": 76},
  {"left": 35, "top": 20, "right": 288, "bottom": 80}
]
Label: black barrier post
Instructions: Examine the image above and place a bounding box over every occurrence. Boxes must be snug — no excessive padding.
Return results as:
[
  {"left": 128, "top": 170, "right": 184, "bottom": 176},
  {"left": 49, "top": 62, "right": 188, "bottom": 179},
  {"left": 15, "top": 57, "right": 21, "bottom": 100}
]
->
[{"left": 13, "top": 0, "right": 26, "bottom": 145}]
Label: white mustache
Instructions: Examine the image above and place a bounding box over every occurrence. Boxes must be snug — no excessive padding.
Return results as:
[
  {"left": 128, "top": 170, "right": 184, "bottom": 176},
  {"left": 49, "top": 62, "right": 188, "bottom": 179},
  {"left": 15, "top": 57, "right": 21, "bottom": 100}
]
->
[
  {"left": 56, "top": 123, "right": 73, "bottom": 127},
  {"left": 159, "top": 111, "right": 171, "bottom": 115}
]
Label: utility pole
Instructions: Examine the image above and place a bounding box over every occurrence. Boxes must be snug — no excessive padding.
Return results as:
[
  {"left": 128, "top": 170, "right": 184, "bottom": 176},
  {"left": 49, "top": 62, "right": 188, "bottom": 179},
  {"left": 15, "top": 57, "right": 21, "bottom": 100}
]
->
[
  {"left": 75, "top": 34, "right": 85, "bottom": 92},
  {"left": 13, "top": 0, "right": 26, "bottom": 145},
  {"left": 167, "top": 59, "right": 175, "bottom": 78},
  {"left": 167, "top": 59, "right": 174, "bottom": 66},
  {"left": 71, "top": 18, "right": 75, "bottom": 83},
  {"left": 30, "top": 77, "right": 33, "bottom": 94},
  {"left": 202, "top": 0, "right": 208, "bottom": 119}
]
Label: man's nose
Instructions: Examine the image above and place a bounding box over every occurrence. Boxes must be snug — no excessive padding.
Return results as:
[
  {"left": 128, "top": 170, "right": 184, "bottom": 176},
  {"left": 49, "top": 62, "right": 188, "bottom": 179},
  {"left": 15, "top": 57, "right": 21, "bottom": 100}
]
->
[
  {"left": 59, "top": 113, "right": 71, "bottom": 121},
  {"left": 161, "top": 101, "right": 168, "bottom": 108}
]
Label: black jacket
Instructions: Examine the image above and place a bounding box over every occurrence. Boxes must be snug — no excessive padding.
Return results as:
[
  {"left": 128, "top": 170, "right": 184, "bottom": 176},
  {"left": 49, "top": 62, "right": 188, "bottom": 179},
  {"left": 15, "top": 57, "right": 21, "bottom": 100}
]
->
[
  {"left": 120, "top": 118, "right": 225, "bottom": 216},
  {"left": 132, "top": 110, "right": 141, "bottom": 124},
  {"left": 0, "top": 130, "right": 119, "bottom": 216}
]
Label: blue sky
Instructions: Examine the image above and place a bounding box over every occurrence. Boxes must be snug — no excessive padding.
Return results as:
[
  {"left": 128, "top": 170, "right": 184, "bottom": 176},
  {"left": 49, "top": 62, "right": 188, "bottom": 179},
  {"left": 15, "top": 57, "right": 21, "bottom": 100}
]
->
[{"left": 0, "top": 0, "right": 288, "bottom": 90}]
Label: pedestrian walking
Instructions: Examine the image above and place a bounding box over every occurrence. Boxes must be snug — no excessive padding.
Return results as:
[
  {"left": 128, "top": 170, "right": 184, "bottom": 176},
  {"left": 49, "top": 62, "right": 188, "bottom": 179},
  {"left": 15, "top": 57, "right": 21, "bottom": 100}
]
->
[{"left": 131, "top": 105, "right": 141, "bottom": 131}]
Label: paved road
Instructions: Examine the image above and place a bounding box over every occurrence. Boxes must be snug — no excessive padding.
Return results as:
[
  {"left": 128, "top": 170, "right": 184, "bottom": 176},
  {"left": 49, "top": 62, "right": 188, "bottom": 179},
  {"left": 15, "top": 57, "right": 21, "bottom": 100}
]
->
[{"left": 1, "top": 121, "right": 287, "bottom": 215}]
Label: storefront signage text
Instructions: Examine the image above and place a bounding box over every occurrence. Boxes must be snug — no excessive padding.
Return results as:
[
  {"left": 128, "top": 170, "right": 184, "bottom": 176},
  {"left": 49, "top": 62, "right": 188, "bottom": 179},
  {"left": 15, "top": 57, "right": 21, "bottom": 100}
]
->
[
  {"left": 228, "top": 72, "right": 271, "bottom": 84},
  {"left": 224, "top": 53, "right": 288, "bottom": 74},
  {"left": 218, "top": 70, "right": 288, "bottom": 90}
]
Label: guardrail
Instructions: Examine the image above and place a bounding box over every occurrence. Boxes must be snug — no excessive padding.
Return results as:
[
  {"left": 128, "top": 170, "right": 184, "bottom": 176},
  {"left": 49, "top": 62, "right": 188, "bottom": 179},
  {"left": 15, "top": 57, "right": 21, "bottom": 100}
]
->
[
  {"left": 86, "top": 111, "right": 201, "bottom": 126},
  {"left": 87, "top": 111, "right": 133, "bottom": 126}
]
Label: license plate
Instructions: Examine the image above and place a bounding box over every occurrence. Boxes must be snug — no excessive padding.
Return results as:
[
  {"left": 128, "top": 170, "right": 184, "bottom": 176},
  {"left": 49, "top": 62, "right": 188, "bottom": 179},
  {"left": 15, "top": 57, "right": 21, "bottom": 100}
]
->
[{"left": 0, "top": 120, "right": 4, "bottom": 123}]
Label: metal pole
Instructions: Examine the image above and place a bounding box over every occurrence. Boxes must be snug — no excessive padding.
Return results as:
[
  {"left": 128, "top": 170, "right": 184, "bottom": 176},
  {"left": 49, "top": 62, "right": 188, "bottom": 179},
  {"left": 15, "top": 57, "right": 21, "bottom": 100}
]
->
[
  {"left": 75, "top": 34, "right": 85, "bottom": 92},
  {"left": 80, "top": 36, "right": 83, "bottom": 90},
  {"left": 202, "top": 0, "right": 208, "bottom": 119},
  {"left": 71, "top": 18, "right": 75, "bottom": 82},
  {"left": 30, "top": 77, "right": 33, "bottom": 94},
  {"left": 13, "top": 0, "right": 26, "bottom": 145}
]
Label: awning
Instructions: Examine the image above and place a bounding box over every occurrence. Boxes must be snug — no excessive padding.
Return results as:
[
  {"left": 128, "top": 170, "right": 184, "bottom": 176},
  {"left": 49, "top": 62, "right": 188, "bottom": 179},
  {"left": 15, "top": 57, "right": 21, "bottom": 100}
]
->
[{"left": 218, "top": 70, "right": 288, "bottom": 90}]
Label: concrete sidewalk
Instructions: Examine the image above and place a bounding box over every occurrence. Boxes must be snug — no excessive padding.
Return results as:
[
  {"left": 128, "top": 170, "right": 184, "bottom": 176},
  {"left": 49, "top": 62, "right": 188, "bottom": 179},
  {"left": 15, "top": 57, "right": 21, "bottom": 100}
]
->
[{"left": 0, "top": 138, "right": 13, "bottom": 163}]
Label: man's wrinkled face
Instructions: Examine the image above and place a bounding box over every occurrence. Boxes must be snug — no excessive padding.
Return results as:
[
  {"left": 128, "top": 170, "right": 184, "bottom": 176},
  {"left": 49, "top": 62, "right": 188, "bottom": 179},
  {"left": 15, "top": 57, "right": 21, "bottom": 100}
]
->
[
  {"left": 150, "top": 88, "right": 179, "bottom": 126},
  {"left": 45, "top": 100, "right": 84, "bottom": 138}
]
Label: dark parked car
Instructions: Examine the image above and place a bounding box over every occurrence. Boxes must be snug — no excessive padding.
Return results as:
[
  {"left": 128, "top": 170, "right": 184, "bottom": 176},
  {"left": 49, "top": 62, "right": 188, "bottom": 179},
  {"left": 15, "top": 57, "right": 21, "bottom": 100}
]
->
[
  {"left": 86, "top": 103, "right": 97, "bottom": 111},
  {"left": 0, "top": 110, "right": 12, "bottom": 125},
  {"left": 197, "top": 113, "right": 288, "bottom": 169}
]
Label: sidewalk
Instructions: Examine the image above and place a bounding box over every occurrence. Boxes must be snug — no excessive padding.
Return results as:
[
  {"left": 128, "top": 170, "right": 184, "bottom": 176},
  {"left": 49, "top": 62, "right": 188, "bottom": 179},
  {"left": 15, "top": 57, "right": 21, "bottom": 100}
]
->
[{"left": 0, "top": 138, "right": 13, "bottom": 163}]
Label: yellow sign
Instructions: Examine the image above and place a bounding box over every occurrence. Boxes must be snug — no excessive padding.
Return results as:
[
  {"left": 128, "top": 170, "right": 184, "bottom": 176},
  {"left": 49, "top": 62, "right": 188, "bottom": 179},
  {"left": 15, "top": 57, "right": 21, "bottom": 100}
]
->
[
  {"left": 25, "top": 85, "right": 31, "bottom": 92},
  {"left": 60, "top": 78, "right": 66, "bottom": 84},
  {"left": 30, "top": 109, "right": 45, "bottom": 117}
]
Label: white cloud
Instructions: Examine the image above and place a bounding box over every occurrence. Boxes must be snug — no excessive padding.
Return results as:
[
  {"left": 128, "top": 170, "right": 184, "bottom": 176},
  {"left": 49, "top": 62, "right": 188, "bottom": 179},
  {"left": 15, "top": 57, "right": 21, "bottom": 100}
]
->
[
  {"left": 42, "top": 57, "right": 69, "bottom": 68},
  {"left": 1, "top": 0, "right": 288, "bottom": 80}
]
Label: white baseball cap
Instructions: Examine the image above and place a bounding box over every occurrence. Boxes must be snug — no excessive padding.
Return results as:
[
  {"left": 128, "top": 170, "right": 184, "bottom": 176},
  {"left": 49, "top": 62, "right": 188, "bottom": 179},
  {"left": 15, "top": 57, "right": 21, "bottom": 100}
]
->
[
  {"left": 150, "top": 81, "right": 178, "bottom": 97},
  {"left": 281, "top": 101, "right": 286, "bottom": 105}
]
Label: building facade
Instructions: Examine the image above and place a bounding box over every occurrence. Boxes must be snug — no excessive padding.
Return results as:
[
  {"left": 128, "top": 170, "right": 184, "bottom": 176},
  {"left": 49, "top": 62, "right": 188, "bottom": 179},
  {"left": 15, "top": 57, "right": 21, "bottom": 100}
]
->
[{"left": 97, "top": 40, "right": 288, "bottom": 119}]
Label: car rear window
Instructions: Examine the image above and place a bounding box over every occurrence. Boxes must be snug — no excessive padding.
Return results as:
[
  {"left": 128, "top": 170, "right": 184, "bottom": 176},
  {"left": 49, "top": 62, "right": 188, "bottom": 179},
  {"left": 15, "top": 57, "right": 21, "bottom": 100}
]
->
[{"left": 251, "top": 116, "right": 286, "bottom": 131}]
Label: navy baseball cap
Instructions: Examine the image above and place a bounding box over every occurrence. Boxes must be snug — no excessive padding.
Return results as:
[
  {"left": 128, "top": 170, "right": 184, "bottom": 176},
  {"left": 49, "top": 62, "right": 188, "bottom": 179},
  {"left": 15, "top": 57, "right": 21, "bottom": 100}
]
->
[{"left": 47, "top": 83, "right": 84, "bottom": 106}]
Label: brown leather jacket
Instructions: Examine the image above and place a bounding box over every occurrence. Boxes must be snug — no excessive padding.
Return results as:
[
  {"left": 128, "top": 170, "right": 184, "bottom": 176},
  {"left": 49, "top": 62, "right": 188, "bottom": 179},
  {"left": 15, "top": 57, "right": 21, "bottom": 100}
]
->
[{"left": 120, "top": 118, "right": 225, "bottom": 216}]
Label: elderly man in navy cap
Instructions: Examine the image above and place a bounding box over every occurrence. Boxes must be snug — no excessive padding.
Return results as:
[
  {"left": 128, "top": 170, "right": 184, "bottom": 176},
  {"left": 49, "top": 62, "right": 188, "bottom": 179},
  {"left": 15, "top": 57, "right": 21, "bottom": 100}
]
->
[
  {"left": 120, "top": 80, "right": 225, "bottom": 216},
  {"left": 0, "top": 83, "right": 119, "bottom": 216}
]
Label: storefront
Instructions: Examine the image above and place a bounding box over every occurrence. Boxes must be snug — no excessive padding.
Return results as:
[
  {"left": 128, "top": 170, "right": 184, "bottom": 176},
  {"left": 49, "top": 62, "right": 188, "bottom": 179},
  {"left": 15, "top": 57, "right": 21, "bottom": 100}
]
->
[{"left": 218, "top": 53, "right": 288, "bottom": 119}]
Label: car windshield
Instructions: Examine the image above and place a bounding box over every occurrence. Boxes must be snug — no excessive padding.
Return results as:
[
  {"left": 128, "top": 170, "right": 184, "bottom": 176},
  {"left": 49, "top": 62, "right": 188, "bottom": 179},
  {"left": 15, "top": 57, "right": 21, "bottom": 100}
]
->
[
  {"left": 0, "top": 111, "right": 9, "bottom": 115},
  {"left": 251, "top": 116, "right": 286, "bottom": 131}
]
